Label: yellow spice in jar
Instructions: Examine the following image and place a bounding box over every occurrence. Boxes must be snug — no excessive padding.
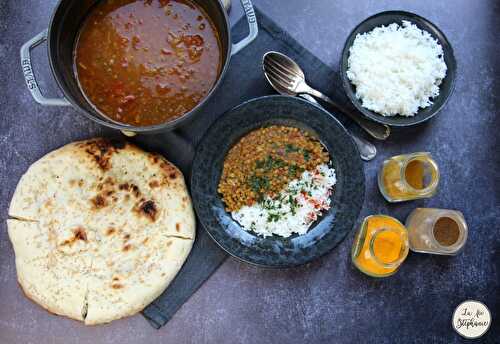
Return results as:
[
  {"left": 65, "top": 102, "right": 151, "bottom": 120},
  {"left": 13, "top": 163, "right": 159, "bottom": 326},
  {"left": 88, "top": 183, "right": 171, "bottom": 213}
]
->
[
  {"left": 382, "top": 158, "right": 425, "bottom": 199},
  {"left": 372, "top": 230, "right": 403, "bottom": 264},
  {"left": 352, "top": 215, "right": 408, "bottom": 277}
]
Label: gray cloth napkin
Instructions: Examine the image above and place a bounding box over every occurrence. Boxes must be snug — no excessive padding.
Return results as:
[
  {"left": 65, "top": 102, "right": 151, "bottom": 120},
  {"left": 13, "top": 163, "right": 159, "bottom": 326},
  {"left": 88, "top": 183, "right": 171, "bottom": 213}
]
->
[{"left": 139, "top": 7, "right": 356, "bottom": 329}]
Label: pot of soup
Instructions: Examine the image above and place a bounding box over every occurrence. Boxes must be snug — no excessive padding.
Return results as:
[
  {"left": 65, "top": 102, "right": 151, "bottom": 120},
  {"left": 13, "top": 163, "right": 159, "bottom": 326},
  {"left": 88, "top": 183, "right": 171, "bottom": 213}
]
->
[{"left": 20, "top": 0, "right": 258, "bottom": 134}]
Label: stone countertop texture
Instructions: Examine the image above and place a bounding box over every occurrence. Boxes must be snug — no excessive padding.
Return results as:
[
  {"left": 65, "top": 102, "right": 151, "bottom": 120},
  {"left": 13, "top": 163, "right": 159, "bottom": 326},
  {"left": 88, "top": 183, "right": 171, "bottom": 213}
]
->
[{"left": 0, "top": 0, "right": 498, "bottom": 343}]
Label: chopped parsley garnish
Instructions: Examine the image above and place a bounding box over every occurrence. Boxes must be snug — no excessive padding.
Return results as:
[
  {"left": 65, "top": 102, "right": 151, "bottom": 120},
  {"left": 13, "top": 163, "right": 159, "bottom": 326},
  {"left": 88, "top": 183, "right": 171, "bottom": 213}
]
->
[
  {"left": 256, "top": 155, "right": 286, "bottom": 172},
  {"left": 249, "top": 175, "right": 270, "bottom": 201},
  {"left": 267, "top": 213, "right": 281, "bottom": 222},
  {"left": 285, "top": 144, "right": 300, "bottom": 153},
  {"left": 303, "top": 149, "right": 311, "bottom": 161}
]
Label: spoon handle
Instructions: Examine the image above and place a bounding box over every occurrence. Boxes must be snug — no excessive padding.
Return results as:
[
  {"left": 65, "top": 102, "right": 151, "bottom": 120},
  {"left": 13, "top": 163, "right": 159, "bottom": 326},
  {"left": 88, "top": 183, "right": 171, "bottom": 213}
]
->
[
  {"left": 303, "top": 87, "right": 390, "bottom": 140},
  {"left": 299, "top": 94, "right": 376, "bottom": 161}
]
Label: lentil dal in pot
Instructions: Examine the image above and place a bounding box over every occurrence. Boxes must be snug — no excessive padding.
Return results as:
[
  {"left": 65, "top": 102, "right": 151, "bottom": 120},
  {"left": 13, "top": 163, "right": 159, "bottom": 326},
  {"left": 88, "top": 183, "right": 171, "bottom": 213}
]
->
[
  {"left": 74, "top": 0, "right": 222, "bottom": 126},
  {"left": 21, "top": 0, "right": 257, "bottom": 133}
]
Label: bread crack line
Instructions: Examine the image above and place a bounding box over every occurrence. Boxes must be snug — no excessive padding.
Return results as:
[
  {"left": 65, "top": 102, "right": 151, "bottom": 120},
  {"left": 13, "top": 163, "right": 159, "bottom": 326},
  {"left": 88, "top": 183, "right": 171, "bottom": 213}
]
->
[
  {"left": 163, "top": 234, "right": 194, "bottom": 240},
  {"left": 82, "top": 286, "right": 89, "bottom": 320},
  {"left": 7, "top": 216, "right": 39, "bottom": 223},
  {"left": 7, "top": 138, "right": 196, "bottom": 324}
]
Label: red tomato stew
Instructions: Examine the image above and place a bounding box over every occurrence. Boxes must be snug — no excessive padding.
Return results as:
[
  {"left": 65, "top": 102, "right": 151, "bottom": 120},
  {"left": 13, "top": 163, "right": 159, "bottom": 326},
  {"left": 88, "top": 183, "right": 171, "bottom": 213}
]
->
[{"left": 74, "top": 0, "right": 222, "bottom": 126}]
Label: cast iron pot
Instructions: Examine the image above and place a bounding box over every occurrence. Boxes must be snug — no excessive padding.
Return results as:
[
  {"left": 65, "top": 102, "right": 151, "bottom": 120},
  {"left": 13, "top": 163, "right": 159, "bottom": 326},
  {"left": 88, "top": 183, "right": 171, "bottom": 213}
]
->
[{"left": 20, "top": 0, "right": 258, "bottom": 134}]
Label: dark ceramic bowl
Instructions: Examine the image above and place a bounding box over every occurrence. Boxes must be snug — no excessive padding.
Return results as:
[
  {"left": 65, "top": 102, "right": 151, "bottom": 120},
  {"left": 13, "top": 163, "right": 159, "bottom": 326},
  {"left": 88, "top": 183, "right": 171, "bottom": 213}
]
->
[
  {"left": 340, "top": 11, "right": 457, "bottom": 127},
  {"left": 191, "top": 96, "right": 365, "bottom": 268}
]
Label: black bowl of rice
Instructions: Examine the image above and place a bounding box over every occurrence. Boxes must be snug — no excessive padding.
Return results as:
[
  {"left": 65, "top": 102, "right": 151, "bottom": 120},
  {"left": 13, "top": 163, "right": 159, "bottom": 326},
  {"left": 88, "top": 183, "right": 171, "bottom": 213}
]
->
[{"left": 340, "top": 11, "right": 457, "bottom": 127}]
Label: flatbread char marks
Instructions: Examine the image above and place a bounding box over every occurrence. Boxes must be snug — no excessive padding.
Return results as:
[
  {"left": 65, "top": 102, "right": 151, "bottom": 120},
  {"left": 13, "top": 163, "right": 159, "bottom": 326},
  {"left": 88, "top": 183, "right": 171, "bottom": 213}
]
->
[
  {"left": 79, "top": 138, "right": 126, "bottom": 171},
  {"left": 7, "top": 138, "right": 195, "bottom": 324},
  {"left": 60, "top": 227, "right": 88, "bottom": 247}
]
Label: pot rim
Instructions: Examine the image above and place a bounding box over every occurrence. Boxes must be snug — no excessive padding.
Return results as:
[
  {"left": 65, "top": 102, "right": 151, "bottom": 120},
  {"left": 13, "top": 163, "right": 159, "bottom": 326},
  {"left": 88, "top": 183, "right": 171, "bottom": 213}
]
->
[{"left": 47, "top": 0, "right": 234, "bottom": 133}]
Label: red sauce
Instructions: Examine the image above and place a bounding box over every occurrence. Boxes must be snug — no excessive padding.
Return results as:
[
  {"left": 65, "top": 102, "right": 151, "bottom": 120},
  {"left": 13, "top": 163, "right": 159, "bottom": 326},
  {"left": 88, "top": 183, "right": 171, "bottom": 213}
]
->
[{"left": 74, "top": 0, "right": 221, "bottom": 126}]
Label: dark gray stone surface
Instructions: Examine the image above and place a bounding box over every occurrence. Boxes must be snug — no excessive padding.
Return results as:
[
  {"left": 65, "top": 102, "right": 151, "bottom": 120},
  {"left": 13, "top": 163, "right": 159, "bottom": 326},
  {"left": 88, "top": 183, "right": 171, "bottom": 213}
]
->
[{"left": 0, "top": 0, "right": 498, "bottom": 343}]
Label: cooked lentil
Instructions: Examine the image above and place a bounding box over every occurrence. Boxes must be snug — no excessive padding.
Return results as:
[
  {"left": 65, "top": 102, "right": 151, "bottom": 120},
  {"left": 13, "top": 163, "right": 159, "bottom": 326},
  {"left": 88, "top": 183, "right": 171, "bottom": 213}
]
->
[{"left": 218, "top": 126, "right": 329, "bottom": 212}]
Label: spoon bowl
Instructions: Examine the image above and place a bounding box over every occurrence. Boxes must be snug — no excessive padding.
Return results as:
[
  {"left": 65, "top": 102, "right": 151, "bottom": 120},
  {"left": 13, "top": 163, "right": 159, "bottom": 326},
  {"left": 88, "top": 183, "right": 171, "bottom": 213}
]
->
[{"left": 263, "top": 51, "right": 390, "bottom": 140}]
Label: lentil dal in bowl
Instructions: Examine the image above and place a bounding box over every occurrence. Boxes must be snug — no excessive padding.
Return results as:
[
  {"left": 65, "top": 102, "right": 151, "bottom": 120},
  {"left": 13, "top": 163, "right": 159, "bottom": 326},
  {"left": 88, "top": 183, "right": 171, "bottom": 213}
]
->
[{"left": 191, "top": 96, "right": 365, "bottom": 267}]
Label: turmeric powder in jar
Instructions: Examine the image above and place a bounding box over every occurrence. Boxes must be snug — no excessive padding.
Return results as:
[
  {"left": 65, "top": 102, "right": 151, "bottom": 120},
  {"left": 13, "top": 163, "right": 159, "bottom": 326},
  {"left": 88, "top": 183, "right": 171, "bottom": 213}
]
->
[
  {"left": 351, "top": 215, "right": 409, "bottom": 277},
  {"left": 378, "top": 152, "right": 439, "bottom": 202}
]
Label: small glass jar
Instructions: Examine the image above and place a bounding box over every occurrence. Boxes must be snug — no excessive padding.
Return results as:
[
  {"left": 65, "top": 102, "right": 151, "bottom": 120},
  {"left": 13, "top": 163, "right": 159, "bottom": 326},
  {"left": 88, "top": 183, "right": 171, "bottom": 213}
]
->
[
  {"left": 378, "top": 152, "right": 439, "bottom": 203},
  {"left": 406, "top": 208, "right": 468, "bottom": 255},
  {"left": 351, "top": 215, "right": 409, "bottom": 278}
]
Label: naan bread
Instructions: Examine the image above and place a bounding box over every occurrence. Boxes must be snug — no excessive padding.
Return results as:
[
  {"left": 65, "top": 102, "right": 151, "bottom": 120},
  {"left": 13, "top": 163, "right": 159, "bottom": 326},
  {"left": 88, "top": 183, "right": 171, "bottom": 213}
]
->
[{"left": 7, "top": 138, "right": 195, "bottom": 324}]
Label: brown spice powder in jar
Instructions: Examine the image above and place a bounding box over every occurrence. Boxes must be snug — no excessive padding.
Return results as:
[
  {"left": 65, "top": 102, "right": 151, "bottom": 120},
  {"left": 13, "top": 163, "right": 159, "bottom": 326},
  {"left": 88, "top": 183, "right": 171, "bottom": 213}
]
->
[{"left": 433, "top": 217, "right": 460, "bottom": 246}]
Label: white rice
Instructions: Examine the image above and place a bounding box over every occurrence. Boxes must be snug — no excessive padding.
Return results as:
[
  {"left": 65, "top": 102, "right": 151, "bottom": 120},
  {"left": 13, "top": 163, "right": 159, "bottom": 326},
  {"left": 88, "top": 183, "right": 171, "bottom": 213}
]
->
[
  {"left": 346, "top": 20, "right": 447, "bottom": 117},
  {"left": 232, "top": 164, "right": 336, "bottom": 238}
]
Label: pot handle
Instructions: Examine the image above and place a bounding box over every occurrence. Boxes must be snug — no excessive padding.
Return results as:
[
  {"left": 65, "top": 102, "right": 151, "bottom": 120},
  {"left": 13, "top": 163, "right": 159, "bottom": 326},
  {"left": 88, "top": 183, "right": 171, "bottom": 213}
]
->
[
  {"left": 20, "top": 30, "right": 70, "bottom": 106},
  {"left": 231, "top": 0, "right": 258, "bottom": 56}
]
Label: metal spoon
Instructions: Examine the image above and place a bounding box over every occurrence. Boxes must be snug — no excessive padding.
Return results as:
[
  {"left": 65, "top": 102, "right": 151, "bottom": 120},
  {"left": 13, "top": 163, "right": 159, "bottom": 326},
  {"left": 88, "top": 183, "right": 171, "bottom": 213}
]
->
[
  {"left": 262, "top": 56, "right": 377, "bottom": 161},
  {"left": 263, "top": 51, "right": 390, "bottom": 141},
  {"left": 221, "top": 0, "right": 231, "bottom": 11}
]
